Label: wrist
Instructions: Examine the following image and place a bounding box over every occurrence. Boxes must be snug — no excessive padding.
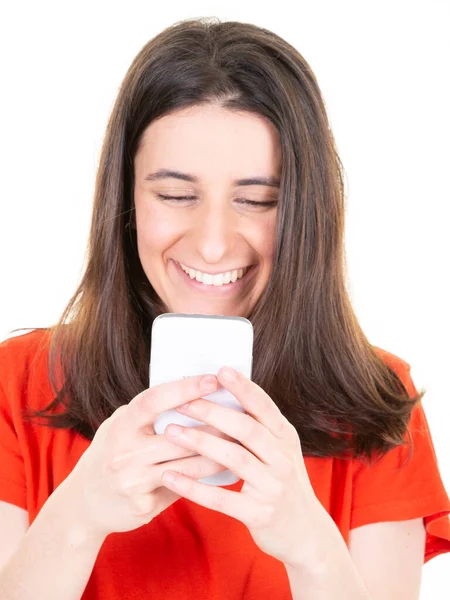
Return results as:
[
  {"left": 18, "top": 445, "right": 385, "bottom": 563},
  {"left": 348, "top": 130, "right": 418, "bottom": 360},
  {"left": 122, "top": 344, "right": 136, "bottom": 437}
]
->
[
  {"left": 283, "top": 503, "right": 371, "bottom": 599},
  {"left": 284, "top": 499, "right": 343, "bottom": 573},
  {"left": 284, "top": 542, "right": 371, "bottom": 600},
  {"left": 45, "top": 476, "right": 108, "bottom": 551}
]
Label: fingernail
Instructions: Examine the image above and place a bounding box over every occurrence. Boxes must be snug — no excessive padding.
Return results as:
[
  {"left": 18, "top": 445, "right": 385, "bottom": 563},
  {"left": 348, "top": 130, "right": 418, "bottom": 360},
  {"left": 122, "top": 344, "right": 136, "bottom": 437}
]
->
[
  {"left": 201, "top": 375, "right": 217, "bottom": 393},
  {"left": 167, "top": 424, "right": 183, "bottom": 437},
  {"left": 221, "top": 367, "right": 237, "bottom": 382},
  {"left": 163, "top": 471, "right": 178, "bottom": 485}
]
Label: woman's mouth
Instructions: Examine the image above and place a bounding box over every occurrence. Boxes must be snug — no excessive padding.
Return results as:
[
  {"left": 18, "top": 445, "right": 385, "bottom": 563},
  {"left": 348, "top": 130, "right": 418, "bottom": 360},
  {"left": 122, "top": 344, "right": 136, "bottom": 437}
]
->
[{"left": 171, "top": 260, "right": 257, "bottom": 294}]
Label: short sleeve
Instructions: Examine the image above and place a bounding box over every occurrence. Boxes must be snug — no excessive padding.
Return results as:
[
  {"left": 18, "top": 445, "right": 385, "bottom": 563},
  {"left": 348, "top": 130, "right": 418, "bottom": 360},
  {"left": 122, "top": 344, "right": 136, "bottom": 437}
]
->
[
  {"left": 0, "top": 353, "right": 27, "bottom": 510},
  {"left": 351, "top": 363, "right": 450, "bottom": 563}
]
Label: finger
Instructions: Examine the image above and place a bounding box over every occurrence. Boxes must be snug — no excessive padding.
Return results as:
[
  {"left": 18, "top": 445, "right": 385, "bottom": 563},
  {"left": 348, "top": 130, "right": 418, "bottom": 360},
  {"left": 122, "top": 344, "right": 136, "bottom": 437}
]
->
[
  {"left": 131, "top": 455, "right": 227, "bottom": 495},
  {"left": 165, "top": 426, "right": 273, "bottom": 492},
  {"left": 161, "top": 470, "right": 255, "bottom": 524},
  {"left": 129, "top": 458, "right": 225, "bottom": 521},
  {"left": 176, "top": 400, "right": 286, "bottom": 468},
  {"left": 148, "top": 425, "right": 235, "bottom": 465},
  {"left": 129, "top": 374, "right": 218, "bottom": 430},
  {"left": 156, "top": 454, "right": 227, "bottom": 484},
  {"left": 109, "top": 424, "right": 234, "bottom": 470},
  {"left": 108, "top": 435, "right": 199, "bottom": 471},
  {"left": 217, "top": 367, "right": 294, "bottom": 441}
]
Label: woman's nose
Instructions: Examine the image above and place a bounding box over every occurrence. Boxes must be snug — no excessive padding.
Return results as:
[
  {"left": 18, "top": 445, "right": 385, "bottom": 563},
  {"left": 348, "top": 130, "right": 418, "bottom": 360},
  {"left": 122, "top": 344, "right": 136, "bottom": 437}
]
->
[{"left": 192, "top": 202, "right": 237, "bottom": 265}]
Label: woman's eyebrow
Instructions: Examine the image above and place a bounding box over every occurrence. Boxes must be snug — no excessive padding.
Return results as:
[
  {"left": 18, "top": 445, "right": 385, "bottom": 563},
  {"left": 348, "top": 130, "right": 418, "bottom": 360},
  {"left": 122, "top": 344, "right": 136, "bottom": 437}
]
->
[{"left": 144, "top": 169, "right": 280, "bottom": 188}]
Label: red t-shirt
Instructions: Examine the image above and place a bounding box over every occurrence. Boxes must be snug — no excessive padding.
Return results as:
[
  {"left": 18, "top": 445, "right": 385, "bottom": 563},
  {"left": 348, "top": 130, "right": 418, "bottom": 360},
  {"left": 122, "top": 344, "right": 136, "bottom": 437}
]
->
[{"left": 0, "top": 329, "right": 449, "bottom": 599}]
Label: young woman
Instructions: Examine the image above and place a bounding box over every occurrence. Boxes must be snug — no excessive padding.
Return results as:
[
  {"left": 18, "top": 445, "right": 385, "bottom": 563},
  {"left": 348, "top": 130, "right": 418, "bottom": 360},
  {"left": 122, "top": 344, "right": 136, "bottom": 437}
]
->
[{"left": 0, "top": 17, "right": 448, "bottom": 600}]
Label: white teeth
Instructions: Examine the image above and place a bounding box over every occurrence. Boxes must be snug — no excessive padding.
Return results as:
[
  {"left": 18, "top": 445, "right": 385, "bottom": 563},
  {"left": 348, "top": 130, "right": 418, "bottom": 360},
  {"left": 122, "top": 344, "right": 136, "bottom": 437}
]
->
[
  {"left": 179, "top": 263, "right": 250, "bottom": 286},
  {"left": 212, "top": 274, "right": 224, "bottom": 286}
]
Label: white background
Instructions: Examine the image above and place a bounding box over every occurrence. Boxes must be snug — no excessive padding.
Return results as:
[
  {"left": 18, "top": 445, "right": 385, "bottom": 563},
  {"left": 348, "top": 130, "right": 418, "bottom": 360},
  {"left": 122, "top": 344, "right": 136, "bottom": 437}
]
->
[{"left": 0, "top": 0, "right": 449, "bottom": 596}]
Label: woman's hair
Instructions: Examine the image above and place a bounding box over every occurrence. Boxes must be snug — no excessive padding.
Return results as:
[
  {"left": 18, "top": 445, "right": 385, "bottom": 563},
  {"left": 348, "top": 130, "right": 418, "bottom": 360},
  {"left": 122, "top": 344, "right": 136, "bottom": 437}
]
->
[{"left": 26, "top": 17, "right": 422, "bottom": 458}]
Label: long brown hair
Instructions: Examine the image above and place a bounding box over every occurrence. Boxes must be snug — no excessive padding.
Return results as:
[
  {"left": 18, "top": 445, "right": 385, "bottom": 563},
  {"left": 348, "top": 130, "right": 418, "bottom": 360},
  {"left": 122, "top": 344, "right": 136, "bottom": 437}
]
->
[{"left": 26, "top": 17, "right": 422, "bottom": 458}]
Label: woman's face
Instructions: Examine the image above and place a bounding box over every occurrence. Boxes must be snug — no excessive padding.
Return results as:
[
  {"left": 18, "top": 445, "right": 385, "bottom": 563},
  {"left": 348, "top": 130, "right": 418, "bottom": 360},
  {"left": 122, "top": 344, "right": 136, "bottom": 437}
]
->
[{"left": 133, "top": 103, "right": 281, "bottom": 317}]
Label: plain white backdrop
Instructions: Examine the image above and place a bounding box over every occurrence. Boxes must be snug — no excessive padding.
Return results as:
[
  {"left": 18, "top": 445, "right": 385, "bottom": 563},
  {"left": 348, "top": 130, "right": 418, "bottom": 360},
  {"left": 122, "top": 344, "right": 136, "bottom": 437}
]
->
[{"left": 0, "top": 0, "right": 449, "bottom": 596}]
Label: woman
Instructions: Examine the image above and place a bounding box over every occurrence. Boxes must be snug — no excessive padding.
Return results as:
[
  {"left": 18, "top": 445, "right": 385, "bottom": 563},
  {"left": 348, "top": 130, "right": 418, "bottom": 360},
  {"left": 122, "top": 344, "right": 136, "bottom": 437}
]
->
[{"left": 0, "top": 17, "right": 449, "bottom": 600}]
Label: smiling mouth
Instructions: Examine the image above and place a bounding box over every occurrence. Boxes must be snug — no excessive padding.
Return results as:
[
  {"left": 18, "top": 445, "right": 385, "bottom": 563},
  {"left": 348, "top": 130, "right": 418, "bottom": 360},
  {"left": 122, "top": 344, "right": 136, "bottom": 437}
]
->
[
  {"left": 173, "top": 260, "right": 256, "bottom": 289},
  {"left": 178, "top": 262, "right": 251, "bottom": 286}
]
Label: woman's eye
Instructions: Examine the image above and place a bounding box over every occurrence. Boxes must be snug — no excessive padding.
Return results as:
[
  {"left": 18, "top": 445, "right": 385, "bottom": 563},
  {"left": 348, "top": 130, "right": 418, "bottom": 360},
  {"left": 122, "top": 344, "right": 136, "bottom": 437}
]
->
[
  {"left": 237, "top": 199, "right": 278, "bottom": 208},
  {"left": 157, "top": 194, "right": 277, "bottom": 209},
  {"left": 157, "top": 194, "right": 196, "bottom": 202}
]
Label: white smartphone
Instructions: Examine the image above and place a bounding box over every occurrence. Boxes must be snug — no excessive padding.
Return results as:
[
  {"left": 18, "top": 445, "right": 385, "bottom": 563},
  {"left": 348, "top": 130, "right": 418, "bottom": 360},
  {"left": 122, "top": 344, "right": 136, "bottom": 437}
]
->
[{"left": 149, "top": 313, "right": 254, "bottom": 486}]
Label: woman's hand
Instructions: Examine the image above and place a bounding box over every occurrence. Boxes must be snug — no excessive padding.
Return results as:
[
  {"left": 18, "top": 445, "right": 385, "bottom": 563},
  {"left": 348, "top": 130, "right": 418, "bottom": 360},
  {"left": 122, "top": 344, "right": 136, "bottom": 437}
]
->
[
  {"left": 161, "top": 367, "right": 325, "bottom": 567},
  {"left": 64, "top": 374, "right": 229, "bottom": 538}
]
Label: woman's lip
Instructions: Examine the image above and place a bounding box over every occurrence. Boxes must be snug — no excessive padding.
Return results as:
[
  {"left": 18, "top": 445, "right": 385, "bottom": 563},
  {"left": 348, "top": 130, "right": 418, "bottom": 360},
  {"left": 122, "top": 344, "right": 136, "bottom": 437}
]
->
[
  {"left": 171, "top": 259, "right": 257, "bottom": 294},
  {"left": 174, "top": 261, "right": 251, "bottom": 275}
]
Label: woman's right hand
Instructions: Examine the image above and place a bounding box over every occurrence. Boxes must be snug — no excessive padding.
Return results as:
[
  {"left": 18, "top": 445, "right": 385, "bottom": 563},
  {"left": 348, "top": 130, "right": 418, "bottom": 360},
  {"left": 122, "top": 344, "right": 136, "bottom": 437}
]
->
[{"left": 63, "top": 374, "right": 228, "bottom": 538}]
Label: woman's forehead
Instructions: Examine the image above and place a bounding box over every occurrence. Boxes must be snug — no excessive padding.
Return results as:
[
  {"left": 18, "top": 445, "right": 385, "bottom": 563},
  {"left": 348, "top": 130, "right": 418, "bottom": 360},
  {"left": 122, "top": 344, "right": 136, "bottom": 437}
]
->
[{"left": 135, "top": 105, "right": 281, "bottom": 183}]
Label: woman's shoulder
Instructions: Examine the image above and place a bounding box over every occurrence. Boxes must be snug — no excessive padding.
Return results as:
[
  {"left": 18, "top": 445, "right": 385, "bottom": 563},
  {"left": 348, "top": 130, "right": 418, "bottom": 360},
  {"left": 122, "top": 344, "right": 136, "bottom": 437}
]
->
[
  {"left": 372, "top": 345, "right": 411, "bottom": 371},
  {"left": 372, "top": 345, "right": 416, "bottom": 396},
  {"left": 0, "top": 328, "right": 54, "bottom": 411},
  {"left": 0, "top": 327, "right": 51, "bottom": 353},
  {"left": 0, "top": 327, "right": 52, "bottom": 371}
]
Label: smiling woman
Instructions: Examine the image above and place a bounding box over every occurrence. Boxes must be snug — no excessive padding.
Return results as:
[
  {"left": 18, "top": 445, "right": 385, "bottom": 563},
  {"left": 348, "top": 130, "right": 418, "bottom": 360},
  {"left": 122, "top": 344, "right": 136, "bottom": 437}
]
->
[
  {"left": 133, "top": 104, "right": 280, "bottom": 316},
  {"left": 0, "top": 15, "right": 449, "bottom": 600}
]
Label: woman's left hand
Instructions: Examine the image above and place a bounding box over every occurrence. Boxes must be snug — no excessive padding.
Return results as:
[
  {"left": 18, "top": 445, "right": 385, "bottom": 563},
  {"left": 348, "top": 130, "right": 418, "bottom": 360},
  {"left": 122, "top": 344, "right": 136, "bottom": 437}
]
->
[{"left": 161, "top": 366, "right": 325, "bottom": 566}]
